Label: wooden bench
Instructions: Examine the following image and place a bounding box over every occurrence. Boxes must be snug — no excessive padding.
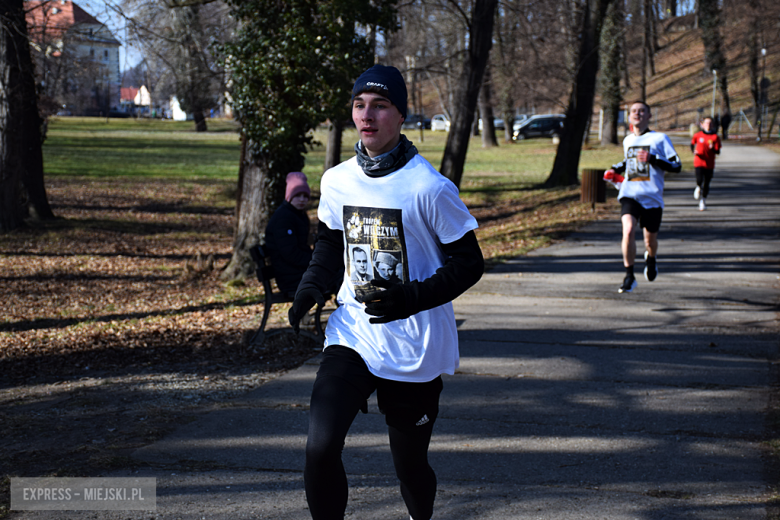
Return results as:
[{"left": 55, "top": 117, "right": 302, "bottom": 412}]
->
[{"left": 248, "top": 244, "right": 325, "bottom": 344}]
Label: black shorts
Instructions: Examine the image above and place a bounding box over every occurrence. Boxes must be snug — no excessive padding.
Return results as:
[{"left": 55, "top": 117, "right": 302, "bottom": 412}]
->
[
  {"left": 620, "top": 197, "right": 663, "bottom": 233},
  {"left": 315, "top": 345, "right": 443, "bottom": 432}
]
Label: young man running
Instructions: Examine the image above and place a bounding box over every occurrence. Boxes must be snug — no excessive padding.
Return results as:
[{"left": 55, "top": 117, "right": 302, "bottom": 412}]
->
[
  {"left": 288, "top": 64, "right": 484, "bottom": 520},
  {"left": 604, "top": 101, "right": 681, "bottom": 293},
  {"left": 690, "top": 116, "right": 721, "bottom": 211}
]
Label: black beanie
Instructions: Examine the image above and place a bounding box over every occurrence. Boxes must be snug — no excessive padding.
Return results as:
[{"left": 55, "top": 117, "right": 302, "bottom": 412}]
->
[{"left": 351, "top": 64, "right": 408, "bottom": 119}]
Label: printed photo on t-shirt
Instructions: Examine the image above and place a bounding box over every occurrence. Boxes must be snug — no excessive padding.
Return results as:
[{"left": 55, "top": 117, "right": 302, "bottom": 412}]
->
[
  {"left": 372, "top": 250, "right": 403, "bottom": 285},
  {"left": 626, "top": 145, "right": 651, "bottom": 181},
  {"left": 348, "top": 244, "right": 373, "bottom": 284},
  {"left": 344, "top": 206, "right": 408, "bottom": 300}
]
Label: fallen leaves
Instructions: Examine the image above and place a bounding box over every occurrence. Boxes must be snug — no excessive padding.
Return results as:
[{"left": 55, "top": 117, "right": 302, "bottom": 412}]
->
[{"left": 0, "top": 178, "right": 315, "bottom": 387}]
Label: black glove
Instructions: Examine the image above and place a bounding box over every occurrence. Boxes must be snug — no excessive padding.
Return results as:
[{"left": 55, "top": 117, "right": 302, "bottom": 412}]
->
[
  {"left": 289, "top": 287, "right": 325, "bottom": 334},
  {"left": 360, "top": 283, "right": 412, "bottom": 324}
]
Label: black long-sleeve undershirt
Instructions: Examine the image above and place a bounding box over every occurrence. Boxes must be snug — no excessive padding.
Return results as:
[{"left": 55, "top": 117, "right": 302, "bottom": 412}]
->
[{"left": 296, "top": 222, "right": 484, "bottom": 314}]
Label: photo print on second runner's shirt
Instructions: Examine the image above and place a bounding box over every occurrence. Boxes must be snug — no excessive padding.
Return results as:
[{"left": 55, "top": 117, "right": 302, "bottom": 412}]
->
[
  {"left": 626, "top": 145, "right": 651, "bottom": 182},
  {"left": 344, "top": 206, "right": 408, "bottom": 301}
]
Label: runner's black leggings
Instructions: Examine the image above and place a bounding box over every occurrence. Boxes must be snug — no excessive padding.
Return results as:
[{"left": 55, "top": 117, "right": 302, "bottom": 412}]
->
[
  {"left": 304, "top": 346, "right": 440, "bottom": 520},
  {"left": 695, "top": 167, "right": 714, "bottom": 198}
]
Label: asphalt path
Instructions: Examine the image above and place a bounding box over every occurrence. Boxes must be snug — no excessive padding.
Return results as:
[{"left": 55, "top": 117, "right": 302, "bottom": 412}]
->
[{"left": 12, "top": 141, "right": 780, "bottom": 520}]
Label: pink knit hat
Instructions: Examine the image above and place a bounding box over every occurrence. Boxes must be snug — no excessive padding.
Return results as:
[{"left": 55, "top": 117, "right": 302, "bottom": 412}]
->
[{"left": 285, "top": 172, "right": 310, "bottom": 202}]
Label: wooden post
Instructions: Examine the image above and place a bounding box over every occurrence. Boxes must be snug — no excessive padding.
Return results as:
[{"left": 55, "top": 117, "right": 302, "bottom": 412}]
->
[{"left": 581, "top": 169, "right": 606, "bottom": 204}]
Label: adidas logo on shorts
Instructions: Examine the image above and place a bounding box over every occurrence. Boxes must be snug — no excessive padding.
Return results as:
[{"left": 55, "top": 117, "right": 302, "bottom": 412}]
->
[{"left": 415, "top": 414, "right": 429, "bottom": 426}]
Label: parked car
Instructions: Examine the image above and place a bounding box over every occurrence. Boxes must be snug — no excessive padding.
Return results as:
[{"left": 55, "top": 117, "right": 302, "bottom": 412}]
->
[
  {"left": 402, "top": 113, "right": 431, "bottom": 130},
  {"left": 431, "top": 114, "right": 450, "bottom": 131},
  {"left": 511, "top": 115, "right": 529, "bottom": 133},
  {"left": 512, "top": 114, "right": 565, "bottom": 140},
  {"left": 478, "top": 117, "right": 505, "bottom": 131}
]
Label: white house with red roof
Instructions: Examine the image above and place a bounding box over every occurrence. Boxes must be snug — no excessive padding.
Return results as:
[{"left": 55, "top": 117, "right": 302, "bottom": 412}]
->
[{"left": 26, "top": 0, "right": 121, "bottom": 114}]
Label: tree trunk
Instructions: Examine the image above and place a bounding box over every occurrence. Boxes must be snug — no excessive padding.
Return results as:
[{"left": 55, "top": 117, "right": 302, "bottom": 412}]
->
[
  {"left": 766, "top": 102, "right": 779, "bottom": 139},
  {"left": 698, "top": 0, "right": 726, "bottom": 73},
  {"left": 645, "top": 0, "right": 656, "bottom": 74},
  {"left": 1, "top": 0, "right": 53, "bottom": 230},
  {"left": 640, "top": 0, "right": 650, "bottom": 99},
  {"left": 719, "top": 75, "right": 731, "bottom": 140},
  {"left": 440, "top": 0, "right": 498, "bottom": 188},
  {"left": 698, "top": 0, "right": 730, "bottom": 139},
  {"left": 503, "top": 108, "right": 514, "bottom": 143},
  {"left": 20, "top": 28, "right": 53, "bottom": 220},
  {"left": 1, "top": 0, "right": 26, "bottom": 232},
  {"left": 193, "top": 108, "right": 208, "bottom": 132},
  {"left": 221, "top": 137, "right": 291, "bottom": 281},
  {"left": 21, "top": 122, "right": 54, "bottom": 220},
  {"left": 747, "top": 0, "right": 761, "bottom": 123},
  {"left": 174, "top": 4, "right": 210, "bottom": 133},
  {"left": 621, "top": 17, "right": 631, "bottom": 89},
  {"left": 478, "top": 66, "right": 498, "bottom": 148},
  {"left": 600, "top": 0, "right": 623, "bottom": 145},
  {"left": 545, "top": 0, "right": 613, "bottom": 188},
  {"left": 0, "top": 12, "right": 25, "bottom": 232},
  {"left": 324, "top": 119, "right": 343, "bottom": 171}
]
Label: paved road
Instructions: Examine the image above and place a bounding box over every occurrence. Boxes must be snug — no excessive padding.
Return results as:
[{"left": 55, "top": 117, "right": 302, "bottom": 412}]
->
[{"left": 13, "top": 143, "right": 780, "bottom": 519}]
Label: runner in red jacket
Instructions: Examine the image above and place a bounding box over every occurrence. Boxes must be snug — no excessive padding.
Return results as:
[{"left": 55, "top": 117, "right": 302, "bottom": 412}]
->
[{"left": 690, "top": 116, "right": 721, "bottom": 211}]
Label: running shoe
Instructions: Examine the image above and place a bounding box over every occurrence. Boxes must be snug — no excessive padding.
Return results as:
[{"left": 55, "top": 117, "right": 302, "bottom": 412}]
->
[
  {"left": 699, "top": 198, "right": 706, "bottom": 211},
  {"left": 644, "top": 251, "right": 658, "bottom": 282},
  {"left": 694, "top": 186, "right": 701, "bottom": 200},
  {"left": 618, "top": 275, "right": 637, "bottom": 293}
]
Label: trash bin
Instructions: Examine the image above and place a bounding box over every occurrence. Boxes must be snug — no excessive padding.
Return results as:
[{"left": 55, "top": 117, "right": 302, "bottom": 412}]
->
[{"left": 580, "top": 168, "right": 606, "bottom": 203}]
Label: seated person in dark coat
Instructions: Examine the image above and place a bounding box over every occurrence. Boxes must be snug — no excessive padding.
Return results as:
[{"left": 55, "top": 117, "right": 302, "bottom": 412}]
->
[{"left": 264, "top": 172, "right": 312, "bottom": 297}]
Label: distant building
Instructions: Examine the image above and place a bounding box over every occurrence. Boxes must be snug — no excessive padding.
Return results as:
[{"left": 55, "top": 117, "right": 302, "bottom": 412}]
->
[
  {"left": 26, "top": 0, "right": 121, "bottom": 115},
  {"left": 120, "top": 87, "right": 139, "bottom": 105},
  {"left": 169, "top": 96, "right": 188, "bottom": 121},
  {"left": 134, "top": 85, "right": 151, "bottom": 107},
  {"left": 120, "top": 85, "right": 152, "bottom": 115}
]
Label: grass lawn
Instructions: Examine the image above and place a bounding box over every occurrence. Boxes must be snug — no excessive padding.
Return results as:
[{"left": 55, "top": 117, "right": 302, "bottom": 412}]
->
[
  {"left": 45, "top": 116, "right": 626, "bottom": 185},
  {"left": 41, "top": 117, "right": 631, "bottom": 262},
  {"left": 45, "top": 117, "right": 244, "bottom": 179}
]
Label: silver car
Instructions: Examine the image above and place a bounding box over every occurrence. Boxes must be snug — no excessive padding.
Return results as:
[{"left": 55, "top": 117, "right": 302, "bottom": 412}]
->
[{"left": 431, "top": 114, "right": 450, "bottom": 131}]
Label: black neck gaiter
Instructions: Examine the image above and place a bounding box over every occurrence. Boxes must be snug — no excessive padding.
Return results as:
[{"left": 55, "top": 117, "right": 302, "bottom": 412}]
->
[{"left": 354, "top": 134, "right": 418, "bottom": 178}]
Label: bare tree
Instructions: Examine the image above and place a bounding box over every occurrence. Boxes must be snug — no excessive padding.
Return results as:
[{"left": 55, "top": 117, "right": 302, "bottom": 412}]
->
[
  {"left": 491, "top": 0, "right": 561, "bottom": 142},
  {"left": 544, "top": 0, "right": 614, "bottom": 187},
  {"left": 389, "top": 0, "right": 460, "bottom": 123},
  {"left": 746, "top": 0, "right": 762, "bottom": 124},
  {"left": 1, "top": 0, "right": 54, "bottom": 232},
  {"left": 439, "top": 0, "right": 499, "bottom": 187},
  {"left": 644, "top": 0, "right": 656, "bottom": 76},
  {"left": 122, "top": 0, "right": 232, "bottom": 130},
  {"left": 600, "top": 0, "right": 624, "bottom": 145},
  {"left": 698, "top": 0, "right": 731, "bottom": 138},
  {"left": 492, "top": 1, "right": 522, "bottom": 143},
  {"left": 478, "top": 65, "right": 498, "bottom": 148}
]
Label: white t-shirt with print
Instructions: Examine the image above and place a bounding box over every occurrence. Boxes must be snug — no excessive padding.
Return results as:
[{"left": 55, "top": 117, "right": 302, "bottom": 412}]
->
[
  {"left": 317, "top": 153, "right": 478, "bottom": 383},
  {"left": 617, "top": 131, "right": 679, "bottom": 209}
]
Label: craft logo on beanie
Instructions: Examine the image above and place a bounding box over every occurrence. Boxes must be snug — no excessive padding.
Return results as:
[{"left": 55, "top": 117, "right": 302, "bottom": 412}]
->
[{"left": 352, "top": 64, "right": 408, "bottom": 119}]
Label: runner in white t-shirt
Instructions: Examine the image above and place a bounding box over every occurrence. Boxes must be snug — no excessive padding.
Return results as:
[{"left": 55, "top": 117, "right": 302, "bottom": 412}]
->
[
  {"left": 288, "top": 64, "right": 484, "bottom": 520},
  {"left": 603, "top": 101, "right": 681, "bottom": 293}
]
